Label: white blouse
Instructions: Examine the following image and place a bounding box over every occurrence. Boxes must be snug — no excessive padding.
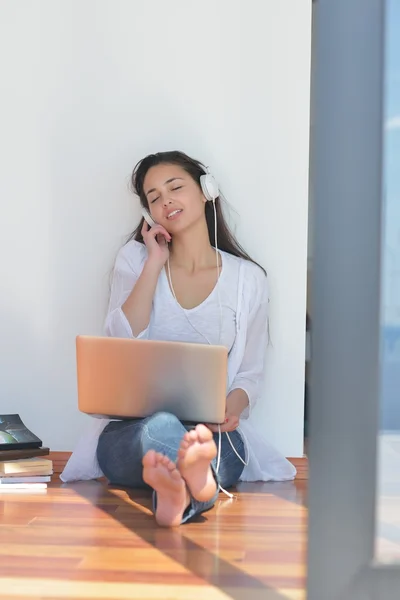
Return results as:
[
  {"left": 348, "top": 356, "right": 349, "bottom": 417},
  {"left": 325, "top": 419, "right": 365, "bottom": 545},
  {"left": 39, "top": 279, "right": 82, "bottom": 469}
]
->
[
  {"left": 113, "top": 247, "right": 240, "bottom": 352},
  {"left": 61, "top": 241, "right": 296, "bottom": 483}
]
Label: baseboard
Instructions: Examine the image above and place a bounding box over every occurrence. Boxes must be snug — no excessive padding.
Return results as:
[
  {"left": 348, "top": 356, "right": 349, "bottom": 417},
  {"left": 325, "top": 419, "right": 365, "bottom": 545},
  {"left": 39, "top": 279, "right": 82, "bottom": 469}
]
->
[
  {"left": 48, "top": 452, "right": 72, "bottom": 480},
  {"left": 288, "top": 456, "right": 308, "bottom": 480},
  {"left": 48, "top": 452, "right": 308, "bottom": 481}
]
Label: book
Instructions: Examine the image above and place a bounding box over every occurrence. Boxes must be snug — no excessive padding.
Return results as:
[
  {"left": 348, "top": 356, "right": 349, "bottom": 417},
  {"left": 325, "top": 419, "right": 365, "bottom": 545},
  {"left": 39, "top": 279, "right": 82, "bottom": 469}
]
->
[
  {"left": 0, "top": 447, "right": 50, "bottom": 461},
  {"left": 0, "top": 486, "right": 47, "bottom": 494},
  {"left": 0, "top": 414, "right": 42, "bottom": 450},
  {"left": 0, "top": 457, "right": 52, "bottom": 468},
  {"left": 0, "top": 457, "right": 53, "bottom": 476},
  {"left": 0, "top": 475, "right": 51, "bottom": 484},
  {"left": 0, "top": 482, "right": 47, "bottom": 489},
  {"left": 0, "top": 469, "right": 53, "bottom": 477}
]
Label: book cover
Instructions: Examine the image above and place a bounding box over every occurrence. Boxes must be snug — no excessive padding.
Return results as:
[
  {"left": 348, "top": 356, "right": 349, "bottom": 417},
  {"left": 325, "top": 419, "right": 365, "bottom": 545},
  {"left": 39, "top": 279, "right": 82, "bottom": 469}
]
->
[
  {"left": 0, "top": 482, "right": 47, "bottom": 489},
  {"left": 0, "top": 447, "right": 50, "bottom": 461},
  {"left": 0, "top": 475, "right": 51, "bottom": 484},
  {"left": 0, "top": 415, "right": 42, "bottom": 450},
  {"left": 0, "top": 486, "right": 47, "bottom": 494},
  {"left": 0, "top": 457, "right": 52, "bottom": 468},
  {"left": 0, "top": 469, "right": 53, "bottom": 477},
  {"left": 0, "top": 458, "right": 53, "bottom": 476}
]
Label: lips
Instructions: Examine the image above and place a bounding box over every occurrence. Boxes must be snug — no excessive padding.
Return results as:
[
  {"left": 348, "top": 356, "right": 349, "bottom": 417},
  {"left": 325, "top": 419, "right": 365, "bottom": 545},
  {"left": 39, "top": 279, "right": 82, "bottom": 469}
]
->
[{"left": 167, "top": 209, "right": 183, "bottom": 219}]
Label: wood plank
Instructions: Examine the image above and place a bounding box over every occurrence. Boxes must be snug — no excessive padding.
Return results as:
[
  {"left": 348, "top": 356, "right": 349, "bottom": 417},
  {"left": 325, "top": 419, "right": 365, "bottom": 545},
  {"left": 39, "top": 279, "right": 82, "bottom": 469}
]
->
[
  {"left": 2, "top": 448, "right": 396, "bottom": 599},
  {"left": 0, "top": 480, "right": 308, "bottom": 599},
  {"left": 48, "top": 452, "right": 309, "bottom": 480},
  {"left": 0, "top": 578, "right": 305, "bottom": 600}
]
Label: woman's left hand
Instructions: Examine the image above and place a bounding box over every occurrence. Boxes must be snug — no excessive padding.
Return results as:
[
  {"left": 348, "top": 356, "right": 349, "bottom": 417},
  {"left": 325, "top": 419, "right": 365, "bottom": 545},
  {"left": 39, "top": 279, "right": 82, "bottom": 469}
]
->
[{"left": 206, "top": 414, "right": 239, "bottom": 433}]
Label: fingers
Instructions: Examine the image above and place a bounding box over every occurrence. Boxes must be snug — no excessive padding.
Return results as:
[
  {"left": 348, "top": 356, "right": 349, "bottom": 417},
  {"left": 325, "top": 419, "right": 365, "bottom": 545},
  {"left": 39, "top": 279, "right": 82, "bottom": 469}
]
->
[
  {"left": 206, "top": 424, "right": 219, "bottom": 433},
  {"left": 141, "top": 220, "right": 171, "bottom": 250},
  {"left": 229, "top": 417, "right": 240, "bottom": 431},
  {"left": 141, "top": 220, "right": 149, "bottom": 236},
  {"left": 145, "top": 223, "right": 171, "bottom": 243},
  {"left": 222, "top": 415, "right": 239, "bottom": 432},
  {"left": 206, "top": 416, "right": 239, "bottom": 433},
  {"left": 156, "top": 233, "right": 168, "bottom": 247}
]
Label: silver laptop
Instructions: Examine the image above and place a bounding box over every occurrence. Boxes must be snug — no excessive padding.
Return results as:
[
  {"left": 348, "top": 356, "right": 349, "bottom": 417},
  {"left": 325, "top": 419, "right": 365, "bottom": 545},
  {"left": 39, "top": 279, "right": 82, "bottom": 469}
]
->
[{"left": 76, "top": 336, "right": 228, "bottom": 424}]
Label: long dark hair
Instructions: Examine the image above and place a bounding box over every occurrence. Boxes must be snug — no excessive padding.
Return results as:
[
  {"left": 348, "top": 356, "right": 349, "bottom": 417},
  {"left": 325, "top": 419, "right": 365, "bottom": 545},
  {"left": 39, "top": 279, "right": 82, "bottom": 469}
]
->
[{"left": 127, "top": 150, "right": 266, "bottom": 274}]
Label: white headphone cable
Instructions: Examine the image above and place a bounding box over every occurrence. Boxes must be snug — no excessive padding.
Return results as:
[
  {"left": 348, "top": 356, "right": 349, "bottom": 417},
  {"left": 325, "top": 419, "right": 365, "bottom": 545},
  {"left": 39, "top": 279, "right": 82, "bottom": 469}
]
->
[
  {"left": 215, "top": 424, "right": 249, "bottom": 499},
  {"left": 167, "top": 187, "right": 246, "bottom": 499},
  {"left": 166, "top": 197, "right": 222, "bottom": 346},
  {"left": 213, "top": 198, "right": 222, "bottom": 347},
  {"left": 166, "top": 258, "right": 214, "bottom": 345},
  {"left": 212, "top": 198, "right": 250, "bottom": 496}
]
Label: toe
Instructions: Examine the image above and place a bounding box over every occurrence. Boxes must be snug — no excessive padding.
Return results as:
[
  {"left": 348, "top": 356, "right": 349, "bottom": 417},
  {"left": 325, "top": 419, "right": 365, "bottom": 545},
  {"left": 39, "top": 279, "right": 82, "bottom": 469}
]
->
[
  {"left": 188, "top": 429, "right": 198, "bottom": 442},
  {"left": 143, "top": 449, "right": 157, "bottom": 467},
  {"left": 196, "top": 424, "right": 213, "bottom": 442},
  {"left": 170, "top": 467, "right": 182, "bottom": 482},
  {"left": 166, "top": 460, "right": 176, "bottom": 472}
]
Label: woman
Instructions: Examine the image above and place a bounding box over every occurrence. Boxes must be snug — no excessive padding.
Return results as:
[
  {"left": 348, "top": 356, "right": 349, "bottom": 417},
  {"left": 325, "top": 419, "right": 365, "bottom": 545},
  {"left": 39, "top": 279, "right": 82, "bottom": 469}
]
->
[{"left": 61, "top": 151, "right": 296, "bottom": 526}]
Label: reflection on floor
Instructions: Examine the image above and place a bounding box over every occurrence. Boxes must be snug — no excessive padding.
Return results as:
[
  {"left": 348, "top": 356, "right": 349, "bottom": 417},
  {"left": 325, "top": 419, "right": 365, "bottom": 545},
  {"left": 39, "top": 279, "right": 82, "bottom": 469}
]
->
[
  {"left": 0, "top": 479, "right": 307, "bottom": 600},
  {"left": 1, "top": 447, "right": 397, "bottom": 600},
  {"left": 376, "top": 432, "right": 400, "bottom": 563}
]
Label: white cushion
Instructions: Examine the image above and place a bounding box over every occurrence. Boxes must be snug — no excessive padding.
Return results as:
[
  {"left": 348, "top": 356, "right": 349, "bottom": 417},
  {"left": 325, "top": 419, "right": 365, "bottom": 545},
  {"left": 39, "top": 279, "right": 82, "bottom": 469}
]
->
[{"left": 60, "top": 417, "right": 109, "bottom": 482}]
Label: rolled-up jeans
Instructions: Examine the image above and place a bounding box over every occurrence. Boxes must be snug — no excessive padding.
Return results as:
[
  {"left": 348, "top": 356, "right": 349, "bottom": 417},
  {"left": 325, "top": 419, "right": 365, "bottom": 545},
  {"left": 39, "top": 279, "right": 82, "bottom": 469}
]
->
[{"left": 96, "top": 411, "right": 245, "bottom": 523}]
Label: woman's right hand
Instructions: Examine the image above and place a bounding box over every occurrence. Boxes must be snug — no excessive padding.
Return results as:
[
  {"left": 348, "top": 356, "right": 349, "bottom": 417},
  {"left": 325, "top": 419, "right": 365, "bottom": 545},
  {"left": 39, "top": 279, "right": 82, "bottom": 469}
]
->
[{"left": 141, "top": 221, "right": 171, "bottom": 268}]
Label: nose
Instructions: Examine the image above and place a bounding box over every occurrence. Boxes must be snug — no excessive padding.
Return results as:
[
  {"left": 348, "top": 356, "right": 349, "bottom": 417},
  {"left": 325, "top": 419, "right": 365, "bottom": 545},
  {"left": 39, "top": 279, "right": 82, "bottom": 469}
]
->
[{"left": 162, "top": 195, "right": 173, "bottom": 207}]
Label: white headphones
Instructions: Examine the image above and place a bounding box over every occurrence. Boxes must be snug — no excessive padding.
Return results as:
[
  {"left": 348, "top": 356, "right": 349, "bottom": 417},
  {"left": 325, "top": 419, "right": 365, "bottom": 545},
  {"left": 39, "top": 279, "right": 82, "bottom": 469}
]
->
[
  {"left": 200, "top": 168, "right": 219, "bottom": 203},
  {"left": 141, "top": 168, "right": 219, "bottom": 226},
  {"left": 140, "top": 164, "right": 247, "bottom": 490}
]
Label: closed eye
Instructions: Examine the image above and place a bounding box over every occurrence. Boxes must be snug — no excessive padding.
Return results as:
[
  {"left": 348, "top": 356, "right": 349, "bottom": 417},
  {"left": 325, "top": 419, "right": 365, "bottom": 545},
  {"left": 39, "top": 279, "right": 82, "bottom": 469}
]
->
[{"left": 150, "top": 186, "right": 183, "bottom": 203}]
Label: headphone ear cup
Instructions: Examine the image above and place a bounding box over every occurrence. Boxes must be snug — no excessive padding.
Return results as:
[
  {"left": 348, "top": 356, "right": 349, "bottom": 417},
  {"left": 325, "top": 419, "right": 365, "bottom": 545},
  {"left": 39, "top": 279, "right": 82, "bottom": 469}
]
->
[{"left": 200, "top": 173, "right": 219, "bottom": 202}]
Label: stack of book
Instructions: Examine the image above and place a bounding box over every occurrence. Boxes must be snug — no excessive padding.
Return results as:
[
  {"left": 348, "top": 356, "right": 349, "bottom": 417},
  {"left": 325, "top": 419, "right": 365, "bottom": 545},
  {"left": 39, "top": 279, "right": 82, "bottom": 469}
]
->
[
  {"left": 0, "top": 414, "right": 53, "bottom": 493},
  {"left": 0, "top": 456, "right": 53, "bottom": 492}
]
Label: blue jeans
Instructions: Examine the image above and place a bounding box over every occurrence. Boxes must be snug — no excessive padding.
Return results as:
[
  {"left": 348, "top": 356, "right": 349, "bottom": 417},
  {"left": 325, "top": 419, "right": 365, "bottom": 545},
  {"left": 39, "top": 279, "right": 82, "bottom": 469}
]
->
[{"left": 96, "top": 411, "right": 246, "bottom": 524}]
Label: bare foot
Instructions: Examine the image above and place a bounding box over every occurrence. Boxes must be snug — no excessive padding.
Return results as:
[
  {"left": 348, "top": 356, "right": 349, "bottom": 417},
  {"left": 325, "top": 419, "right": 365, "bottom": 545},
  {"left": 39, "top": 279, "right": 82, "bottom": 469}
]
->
[
  {"left": 142, "top": 450, "right": 190, "bottom": 527},
  {"left": 177, "top": 424, "right": 218, "bottom": 503}
]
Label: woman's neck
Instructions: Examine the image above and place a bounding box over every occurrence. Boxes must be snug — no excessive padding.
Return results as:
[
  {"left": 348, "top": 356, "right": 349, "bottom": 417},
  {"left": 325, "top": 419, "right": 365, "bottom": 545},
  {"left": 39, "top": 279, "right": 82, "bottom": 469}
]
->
[{"left": 169, "top": 219, "right": 216, "bottom": 272}]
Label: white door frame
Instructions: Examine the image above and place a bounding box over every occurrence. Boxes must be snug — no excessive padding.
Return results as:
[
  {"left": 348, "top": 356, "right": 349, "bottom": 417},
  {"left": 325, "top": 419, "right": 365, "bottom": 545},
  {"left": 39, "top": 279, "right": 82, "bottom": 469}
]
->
[{"left": 307, "top": 1, "right": 400, "bottom": 598}]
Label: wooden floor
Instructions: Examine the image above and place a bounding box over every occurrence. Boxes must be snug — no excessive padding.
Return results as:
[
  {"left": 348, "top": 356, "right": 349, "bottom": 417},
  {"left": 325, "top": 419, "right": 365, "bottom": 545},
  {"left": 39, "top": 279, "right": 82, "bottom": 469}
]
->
[{"left": 0, "top": 479, "right": 307, "bottom": 600}]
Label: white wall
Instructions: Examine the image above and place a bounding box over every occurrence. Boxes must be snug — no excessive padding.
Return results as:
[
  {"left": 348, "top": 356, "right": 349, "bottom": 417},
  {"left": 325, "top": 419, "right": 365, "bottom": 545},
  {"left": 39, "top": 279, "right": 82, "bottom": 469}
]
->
[{"left": 0, "top": 0, "right": 311, "bottom": 457}]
